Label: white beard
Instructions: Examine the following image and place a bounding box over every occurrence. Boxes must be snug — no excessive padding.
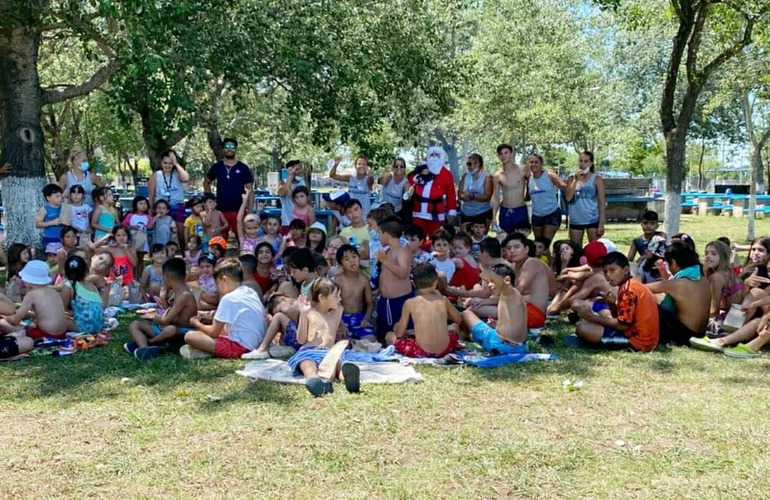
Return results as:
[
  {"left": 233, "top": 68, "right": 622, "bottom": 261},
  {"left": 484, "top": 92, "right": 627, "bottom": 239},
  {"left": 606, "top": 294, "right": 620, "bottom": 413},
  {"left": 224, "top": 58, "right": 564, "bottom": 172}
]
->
[{"left": 427, "top": 157, "right": 443, "bottom": 174}]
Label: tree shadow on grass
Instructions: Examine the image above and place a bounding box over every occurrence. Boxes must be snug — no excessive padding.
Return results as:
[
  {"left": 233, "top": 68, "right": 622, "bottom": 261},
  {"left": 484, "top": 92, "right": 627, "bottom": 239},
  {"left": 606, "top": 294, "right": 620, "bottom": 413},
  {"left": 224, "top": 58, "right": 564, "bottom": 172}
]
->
[
  {"left": 0, "top": 334, "right": 297, "bottom": 405},
  {"left": 196, "top": 380, "right": 301, "bottom": 412}
]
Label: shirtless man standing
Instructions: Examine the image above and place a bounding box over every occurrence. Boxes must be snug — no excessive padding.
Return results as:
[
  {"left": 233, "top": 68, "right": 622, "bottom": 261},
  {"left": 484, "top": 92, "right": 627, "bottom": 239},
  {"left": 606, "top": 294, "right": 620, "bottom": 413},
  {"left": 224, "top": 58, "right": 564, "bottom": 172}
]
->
[
  {"left": 461, "top": 264, "right": 528, "bottom": 354},
  {"left": 492, "top": 143, "right": 531, "bottom": 235},
  {"left": 645, "top": 241, "right": 710, "bottom": 345}
]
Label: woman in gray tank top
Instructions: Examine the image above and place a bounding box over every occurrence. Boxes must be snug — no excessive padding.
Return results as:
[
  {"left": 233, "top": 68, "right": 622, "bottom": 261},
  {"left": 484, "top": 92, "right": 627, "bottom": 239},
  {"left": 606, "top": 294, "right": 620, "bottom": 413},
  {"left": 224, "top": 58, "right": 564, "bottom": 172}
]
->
[
  {"left": 330, "top": 155, "right": 374, "bottom": 218},
  {"left": 377, "top": 157, "right": 408, "bottom": 213},
  {"left": 527, "top": 154, "right": 567, "bottom": 243},
  {"left": 458, "top": 153, "right": 493, "bottom": 228},
  {"left": 564, "top": 151, "right": 605, "bottom": 246},
  {"left": 58, "top": 149, "right": 104, "bottom": 207}
]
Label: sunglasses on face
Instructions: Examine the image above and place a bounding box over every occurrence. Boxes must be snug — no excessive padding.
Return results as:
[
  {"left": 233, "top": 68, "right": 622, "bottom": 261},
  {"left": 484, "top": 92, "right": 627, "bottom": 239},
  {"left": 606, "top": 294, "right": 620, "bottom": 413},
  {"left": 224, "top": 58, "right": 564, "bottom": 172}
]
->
[
  {"left": 394, "top": 164, "right": 405, "bottom": 169},
  {"left": 466, "top": 161, "right": 474, "bottom": 166},
  {"left": 224, "top": 144, "right": 236, "bottom": 150}
]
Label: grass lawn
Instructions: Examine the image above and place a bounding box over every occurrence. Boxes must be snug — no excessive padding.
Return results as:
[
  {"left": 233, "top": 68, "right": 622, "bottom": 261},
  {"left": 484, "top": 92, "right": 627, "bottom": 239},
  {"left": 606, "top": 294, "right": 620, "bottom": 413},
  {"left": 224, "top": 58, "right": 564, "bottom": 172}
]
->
[{"left": 2, "top": 216, "right": 770, "bottom": 499}]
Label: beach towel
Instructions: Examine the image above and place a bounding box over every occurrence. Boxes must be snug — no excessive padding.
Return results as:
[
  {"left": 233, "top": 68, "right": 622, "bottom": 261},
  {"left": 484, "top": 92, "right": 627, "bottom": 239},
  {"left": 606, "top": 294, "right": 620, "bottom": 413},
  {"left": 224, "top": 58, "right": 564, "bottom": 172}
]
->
[
  {"left": 398, "top": 350, "right": 557, "bottom": 367},
  {"left": 237, "top": 359, "right": 424, "bottom": 384}
]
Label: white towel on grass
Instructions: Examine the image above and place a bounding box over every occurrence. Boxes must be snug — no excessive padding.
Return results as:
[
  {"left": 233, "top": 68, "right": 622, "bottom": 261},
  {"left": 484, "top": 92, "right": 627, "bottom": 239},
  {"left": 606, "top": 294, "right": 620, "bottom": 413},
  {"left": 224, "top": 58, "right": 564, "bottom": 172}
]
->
[{"left": 236, "top": 359, "right": 424, "bottom": 384}]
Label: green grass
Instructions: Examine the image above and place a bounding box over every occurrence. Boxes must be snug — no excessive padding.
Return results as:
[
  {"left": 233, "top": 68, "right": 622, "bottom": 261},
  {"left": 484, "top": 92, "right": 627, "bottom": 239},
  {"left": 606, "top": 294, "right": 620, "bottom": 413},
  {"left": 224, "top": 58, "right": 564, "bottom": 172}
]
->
[{"left": 2, "top": 216, "right": 770, "bottom": 498}]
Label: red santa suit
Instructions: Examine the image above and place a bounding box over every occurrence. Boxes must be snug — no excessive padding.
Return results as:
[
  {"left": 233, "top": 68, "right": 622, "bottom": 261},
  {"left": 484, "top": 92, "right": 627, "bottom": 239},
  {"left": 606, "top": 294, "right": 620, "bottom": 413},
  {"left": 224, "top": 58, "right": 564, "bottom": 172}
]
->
[{"left": 407, "top": 146, "right": 458, "bottom": 237}]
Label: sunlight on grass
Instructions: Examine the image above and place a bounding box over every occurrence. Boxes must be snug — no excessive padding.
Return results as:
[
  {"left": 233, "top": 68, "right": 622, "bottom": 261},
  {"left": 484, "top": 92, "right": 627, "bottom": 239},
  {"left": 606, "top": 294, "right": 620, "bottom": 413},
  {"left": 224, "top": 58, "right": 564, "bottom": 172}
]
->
[{"left": 2, "top": 217, "right": 770, "bottom": 498}]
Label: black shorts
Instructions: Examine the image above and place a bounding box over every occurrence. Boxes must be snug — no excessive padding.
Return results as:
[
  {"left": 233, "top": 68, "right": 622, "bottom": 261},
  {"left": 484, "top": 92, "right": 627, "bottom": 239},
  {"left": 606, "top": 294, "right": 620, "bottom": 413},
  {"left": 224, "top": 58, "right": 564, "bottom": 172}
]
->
[
  {"left": 569, "top": 221, "right": 599, "bottom": 230},
  {"left": 658, "top": 306, "right": 698, "bottom": 346},
  {"left": 532, "top": 208, "right": 562, "bottom": 228},
  {"left": 0, "top": 336, "right": 19, "bottom": 359},
  {"left": 461, "top": 209, "right": 493, "bottom": 227}
]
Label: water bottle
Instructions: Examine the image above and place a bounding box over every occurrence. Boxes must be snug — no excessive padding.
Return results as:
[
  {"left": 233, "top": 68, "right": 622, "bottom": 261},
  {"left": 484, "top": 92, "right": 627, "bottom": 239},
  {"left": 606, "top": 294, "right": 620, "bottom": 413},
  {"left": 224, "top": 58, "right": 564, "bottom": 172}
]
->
[
  {"left": 280, "top": 168, "right": 288, "bottom": 181},
  {"left": 350, "top": 236, "right": 360, "bottom": 251},
  {"left": 108, "top": 280, "right": 124, "bottom": 306}
]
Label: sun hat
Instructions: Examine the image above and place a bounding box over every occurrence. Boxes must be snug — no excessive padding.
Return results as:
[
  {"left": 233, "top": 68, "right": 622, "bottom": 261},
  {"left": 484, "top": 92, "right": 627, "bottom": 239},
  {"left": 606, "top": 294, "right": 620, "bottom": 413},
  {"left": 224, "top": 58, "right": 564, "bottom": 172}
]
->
[
  {"left": 19, "top": 260, "right": 52, "bottom": 285},
  {"left": 45, "top": 242, "right": 63, "bottom": 254},
  {"left": 598, "top": 238, "right": 617, "bottom": 254},
  {"left": 583, "top": 240, "right": 608, "bottom": 267},
  {"left": 306, "top": 221, "right": 328, "bottom": 236},
  {"left": 322, "top": 189, "right": 351, "bottom": 205},
  {"left": 208, "top": 236, "right": 227, "bottom": 249}
]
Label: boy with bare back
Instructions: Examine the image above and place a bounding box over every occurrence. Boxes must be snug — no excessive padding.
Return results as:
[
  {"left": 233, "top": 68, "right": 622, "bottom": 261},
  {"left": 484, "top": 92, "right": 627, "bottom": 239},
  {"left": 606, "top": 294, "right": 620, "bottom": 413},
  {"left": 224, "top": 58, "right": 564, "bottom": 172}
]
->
[
  {"left": 0, "top": 261, "right": 66, "bottom": 358},
  {"left": 492, "top": 143, "right": 531, "bottom": 235},
  {"left": 334, "top": 244, "right": 375, "bottom": 341},
  {"left": 461, "top": 264, "right": 528, "bottom": 354},
  {"left": 503, "top": 233, "right": 549, "bottom": 329},
  {"left": 373, "top": 218, "right": 413, "bottom": 341},
  {"left": 386, "top": 263, "right": 462, "bottom": 357},
  {"left": 287, "top": 278, "right": 360, "bottom": 396},
  {"left": 125, "top": 257, "right": 198, "bottom": 360}
]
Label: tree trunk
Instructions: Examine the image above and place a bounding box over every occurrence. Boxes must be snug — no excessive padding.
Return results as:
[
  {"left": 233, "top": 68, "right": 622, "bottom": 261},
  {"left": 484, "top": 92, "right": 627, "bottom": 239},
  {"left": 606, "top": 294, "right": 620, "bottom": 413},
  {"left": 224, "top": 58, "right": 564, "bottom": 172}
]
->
[
  {"left": 0, "top": 28, "right": 47, "bottom": 246},
  {"left": 747, "top": 149, "right": 759, "bottom": 241},
  {"left": 663, "top": 131, "right": 685, "bottom": 236},
  {"left": 697, "top": 138, "right": 706, "bottom": 191}
]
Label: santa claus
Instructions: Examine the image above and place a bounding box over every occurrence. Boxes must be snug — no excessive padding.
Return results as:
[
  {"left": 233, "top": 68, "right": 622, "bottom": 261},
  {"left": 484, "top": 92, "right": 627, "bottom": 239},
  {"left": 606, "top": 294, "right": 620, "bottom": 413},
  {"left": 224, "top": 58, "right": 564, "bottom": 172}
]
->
[{"left": 405, "top": 146, "right": 457, "bottom": 237}]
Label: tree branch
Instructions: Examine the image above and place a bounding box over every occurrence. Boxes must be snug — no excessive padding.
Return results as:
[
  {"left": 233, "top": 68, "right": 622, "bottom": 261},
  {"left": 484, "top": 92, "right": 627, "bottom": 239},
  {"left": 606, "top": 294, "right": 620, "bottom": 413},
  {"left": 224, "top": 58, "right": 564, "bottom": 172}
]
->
[{"left": 41, "top": 60, "right": 119, "bottom": 104}]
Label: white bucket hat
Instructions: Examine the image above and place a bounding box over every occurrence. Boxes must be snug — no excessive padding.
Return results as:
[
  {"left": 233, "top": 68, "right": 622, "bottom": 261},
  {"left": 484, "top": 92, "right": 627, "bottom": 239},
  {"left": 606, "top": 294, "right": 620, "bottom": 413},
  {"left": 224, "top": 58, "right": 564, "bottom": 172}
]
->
[{"left": 19, "top": 260, "right": 52, "bottom": 285}]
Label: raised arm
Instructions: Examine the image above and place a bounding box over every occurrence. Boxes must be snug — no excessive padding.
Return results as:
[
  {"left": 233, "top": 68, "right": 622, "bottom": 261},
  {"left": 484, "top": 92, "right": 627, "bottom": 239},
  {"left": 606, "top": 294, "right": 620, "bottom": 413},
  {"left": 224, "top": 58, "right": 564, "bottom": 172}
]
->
[
  {"left": 329, "top": 161, "right": 351, "bottom": 183},
  {"left": 147, "top": 173, "right": 157, "bottom": 207}
]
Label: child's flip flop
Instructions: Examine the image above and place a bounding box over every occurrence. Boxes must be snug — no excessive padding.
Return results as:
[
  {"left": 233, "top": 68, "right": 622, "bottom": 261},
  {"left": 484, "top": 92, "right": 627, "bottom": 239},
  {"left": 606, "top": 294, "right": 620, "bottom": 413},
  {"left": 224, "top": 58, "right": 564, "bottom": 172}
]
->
[{"left": 341, "top": 362, "right": 360, "bottom": 394}]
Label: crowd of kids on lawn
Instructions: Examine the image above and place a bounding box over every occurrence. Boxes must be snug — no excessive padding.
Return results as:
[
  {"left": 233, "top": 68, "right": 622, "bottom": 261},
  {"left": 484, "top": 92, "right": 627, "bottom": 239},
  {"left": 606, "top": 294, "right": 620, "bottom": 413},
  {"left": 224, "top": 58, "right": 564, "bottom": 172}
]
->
[{"left": 1, "top": 140, "right": 768, "bottom": 397}]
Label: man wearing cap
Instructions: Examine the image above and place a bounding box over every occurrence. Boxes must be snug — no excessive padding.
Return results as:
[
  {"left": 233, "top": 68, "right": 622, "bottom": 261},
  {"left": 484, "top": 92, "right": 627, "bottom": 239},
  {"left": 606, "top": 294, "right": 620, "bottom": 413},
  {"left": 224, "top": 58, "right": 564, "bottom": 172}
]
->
[
  {"left": 322, "top": 189, "right": 351, "bottom": 234},
  {"left": 277, "top": 159, "right": 306, "bottom": 234},
  {"left": 204, "top": 138, "right": 254, "bottom": 242},
  {"left": 405, "top": 146, "right": 458, "bottom": 237}
]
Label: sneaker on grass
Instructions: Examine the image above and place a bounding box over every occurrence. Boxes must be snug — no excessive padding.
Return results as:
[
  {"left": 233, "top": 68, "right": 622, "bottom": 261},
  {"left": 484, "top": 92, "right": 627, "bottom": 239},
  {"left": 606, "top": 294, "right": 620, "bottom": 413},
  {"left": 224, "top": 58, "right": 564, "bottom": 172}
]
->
[
  {"left": 134, "top": 346, "right": 164, "bottom": 361},
  {"left": 689, "top": 336, "right": 724, "bottom": 353},
  {"left": 241, "top": 349, "right": 269, "bottom": 360},
  {"left": 723, "top": 343, "right": 761, "bottom": 359},
  {"left": 180, "top": 344, "right": 212, "bottom": 360},
  {"left": 123, "top": 341, "right": 138, "bottom": 355}
]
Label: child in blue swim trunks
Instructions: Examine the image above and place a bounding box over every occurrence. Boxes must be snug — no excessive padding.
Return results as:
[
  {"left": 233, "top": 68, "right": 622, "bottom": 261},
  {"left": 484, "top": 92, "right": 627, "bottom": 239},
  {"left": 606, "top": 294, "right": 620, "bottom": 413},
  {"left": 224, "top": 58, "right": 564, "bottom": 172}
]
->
[
  {"left": 126, "top": 257, "right": 198, "bottom": 360},
  {"left": 286, "top": 278, "right": 360, "bottom": 396},
  {"left": 334, "top": 244, "right": 375, "bottom": 341},
  {"left": 461, "top": 263, "right": 528, "bottom": 355}
]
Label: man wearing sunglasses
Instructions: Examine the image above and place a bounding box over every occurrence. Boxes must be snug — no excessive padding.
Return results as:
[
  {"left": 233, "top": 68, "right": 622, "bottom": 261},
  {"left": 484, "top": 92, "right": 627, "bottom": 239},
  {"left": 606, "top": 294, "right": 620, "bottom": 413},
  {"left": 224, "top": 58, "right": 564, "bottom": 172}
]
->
[{"left": 204, "top": 137, "right": 254, "bottom": 243}]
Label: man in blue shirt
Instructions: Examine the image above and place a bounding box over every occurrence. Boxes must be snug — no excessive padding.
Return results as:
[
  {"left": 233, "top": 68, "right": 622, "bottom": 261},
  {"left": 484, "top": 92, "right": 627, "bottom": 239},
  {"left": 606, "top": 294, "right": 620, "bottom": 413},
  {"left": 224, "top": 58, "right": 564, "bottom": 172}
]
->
[{"left": 204, "top": 137, "right": 254, "bottom": 243}]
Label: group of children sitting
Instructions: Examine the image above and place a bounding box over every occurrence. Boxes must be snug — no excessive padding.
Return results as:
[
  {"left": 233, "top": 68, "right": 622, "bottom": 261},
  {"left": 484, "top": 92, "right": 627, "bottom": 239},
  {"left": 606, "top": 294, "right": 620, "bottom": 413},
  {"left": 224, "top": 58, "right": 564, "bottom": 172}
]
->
[{"left": 4, "top": 181, "right": 770, "bottom": 396}]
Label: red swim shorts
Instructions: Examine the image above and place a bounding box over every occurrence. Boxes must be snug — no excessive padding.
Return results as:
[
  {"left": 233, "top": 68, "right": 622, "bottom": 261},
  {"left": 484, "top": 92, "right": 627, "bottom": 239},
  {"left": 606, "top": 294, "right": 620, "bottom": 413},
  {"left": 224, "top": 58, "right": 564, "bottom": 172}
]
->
[
  {"left": 394, "top": 331, "right": 459, "bottom": 358},
  {"left": 525, "top": 302, "right": 546, "bottom": 329},
  {"left": 25, "top": 326, "right": 66, "bottom": 340},
  {"left": 214, "top": 336, "right": 250, "bottom": 359}
]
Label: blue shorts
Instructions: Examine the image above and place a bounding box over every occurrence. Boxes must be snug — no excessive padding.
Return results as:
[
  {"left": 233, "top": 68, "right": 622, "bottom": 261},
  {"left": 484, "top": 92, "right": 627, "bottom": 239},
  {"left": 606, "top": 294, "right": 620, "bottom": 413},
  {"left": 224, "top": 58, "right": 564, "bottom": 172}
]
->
[
  {"left": 376, "top": 292, "right": 414, "bottom": 340},
  {"left": 288, "top": 346, "right": 339, "bottom": 374},
  {"left": 282, "top": 320, "right": 304, "bottom": 350},
  {"left": 499, "top": 205, "right": 530, "bottom": 232},
  {"left": 151, "top": 325, "right": 191, "bottom": 336},
  {"left": 342, "top": 312, "right": 375, "bottom": 340},
  {"left": 471, "top": 321, "right": 528, "bottom": 355},
  {"left": 531, "top": 208, "right": 561, "bottom": 228}
]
